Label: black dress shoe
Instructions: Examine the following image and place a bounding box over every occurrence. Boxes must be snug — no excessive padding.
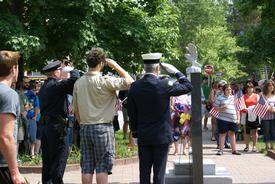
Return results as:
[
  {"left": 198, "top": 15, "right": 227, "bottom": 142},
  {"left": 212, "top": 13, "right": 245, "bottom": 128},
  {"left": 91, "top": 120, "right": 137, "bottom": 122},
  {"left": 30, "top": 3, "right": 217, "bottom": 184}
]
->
[{"left": 232, "top": 151, "right": 241, "bottom": 155}]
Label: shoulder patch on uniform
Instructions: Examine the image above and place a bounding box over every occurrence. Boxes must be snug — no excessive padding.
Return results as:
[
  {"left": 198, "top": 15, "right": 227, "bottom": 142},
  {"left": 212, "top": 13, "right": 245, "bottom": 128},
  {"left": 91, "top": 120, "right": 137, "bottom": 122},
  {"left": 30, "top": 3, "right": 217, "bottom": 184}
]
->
[{"left": 168, "top": 80, "right": 174, "bottom": 86}]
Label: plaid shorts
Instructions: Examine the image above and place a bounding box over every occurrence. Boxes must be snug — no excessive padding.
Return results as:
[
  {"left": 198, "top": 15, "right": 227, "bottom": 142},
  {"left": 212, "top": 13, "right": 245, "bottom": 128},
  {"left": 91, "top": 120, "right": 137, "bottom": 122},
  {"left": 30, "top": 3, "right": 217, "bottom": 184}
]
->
[{"left": 80, "top": 123, "right": 114, "bottom": 174}]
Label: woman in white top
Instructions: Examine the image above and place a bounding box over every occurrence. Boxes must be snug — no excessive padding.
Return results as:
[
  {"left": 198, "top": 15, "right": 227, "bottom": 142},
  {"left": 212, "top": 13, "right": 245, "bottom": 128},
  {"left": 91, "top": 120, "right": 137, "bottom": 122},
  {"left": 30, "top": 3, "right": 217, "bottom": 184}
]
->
[
  {"left": 260, "top": 80, "right": 275, "bottom": 150},
  {"left": 241, "top": 81, "right": 260, "bottom": 152},
  {"left": 214, "top": 84, "right": 241, "bottom": 155}
]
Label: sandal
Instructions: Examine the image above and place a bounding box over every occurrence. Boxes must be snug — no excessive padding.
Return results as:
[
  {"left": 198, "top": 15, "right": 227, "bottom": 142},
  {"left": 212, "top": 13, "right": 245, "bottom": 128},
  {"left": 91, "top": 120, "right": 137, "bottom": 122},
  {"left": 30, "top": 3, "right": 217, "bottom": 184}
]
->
[
  {"left": 243, "top": 147, "right": 249, "bottom": 152},
  {"left": 252, "top": 147, "right": 257, "bottom": 152}
]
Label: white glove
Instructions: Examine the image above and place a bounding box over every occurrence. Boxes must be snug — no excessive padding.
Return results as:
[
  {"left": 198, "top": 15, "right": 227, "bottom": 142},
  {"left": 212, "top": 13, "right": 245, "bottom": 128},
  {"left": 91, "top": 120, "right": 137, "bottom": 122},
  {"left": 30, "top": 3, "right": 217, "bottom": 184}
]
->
[
  {"left": 62, "top": 66, "right": 74, "bottom": 72},
  {"left": 161, "top": 63, "right": 180, "bottom": 74}
]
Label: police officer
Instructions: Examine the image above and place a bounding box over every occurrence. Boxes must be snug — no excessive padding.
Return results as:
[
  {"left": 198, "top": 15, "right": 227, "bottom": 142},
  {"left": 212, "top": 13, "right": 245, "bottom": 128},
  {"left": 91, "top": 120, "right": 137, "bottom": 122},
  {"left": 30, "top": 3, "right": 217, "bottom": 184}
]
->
[
  {"left": 38, "top": 60, "right": 80, "bottom": 184},
  {"left": 127, "top": 53, "right": 192, "bottom": 184}
]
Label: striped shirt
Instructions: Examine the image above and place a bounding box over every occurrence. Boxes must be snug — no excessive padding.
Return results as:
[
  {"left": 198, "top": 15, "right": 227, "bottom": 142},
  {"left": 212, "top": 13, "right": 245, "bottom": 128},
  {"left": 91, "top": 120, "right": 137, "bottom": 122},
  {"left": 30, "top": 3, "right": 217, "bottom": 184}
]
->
[
  {"left": 261, "top": 95, "right": 275, "bottom": 120},
  {"left": 214, "top": 95, "right": 237, "bottom": 123}
]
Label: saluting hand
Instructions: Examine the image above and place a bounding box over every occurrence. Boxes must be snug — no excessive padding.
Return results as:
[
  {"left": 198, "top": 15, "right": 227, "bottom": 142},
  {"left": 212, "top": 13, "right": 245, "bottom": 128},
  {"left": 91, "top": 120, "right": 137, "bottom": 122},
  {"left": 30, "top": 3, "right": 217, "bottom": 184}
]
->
[
  {"left": 105, "top": 58, "right": 119, "bottom": 70},
  {"left": 160, "top": 63, "right": 180, "bottom": 74}
]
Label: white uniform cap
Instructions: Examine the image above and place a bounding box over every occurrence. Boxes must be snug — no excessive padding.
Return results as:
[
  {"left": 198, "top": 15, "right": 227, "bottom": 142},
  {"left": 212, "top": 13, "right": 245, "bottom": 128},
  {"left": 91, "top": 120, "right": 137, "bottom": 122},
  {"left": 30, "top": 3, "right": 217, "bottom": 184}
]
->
[{"left": 141, "top": 53, "right": 162, "bottom": 64}]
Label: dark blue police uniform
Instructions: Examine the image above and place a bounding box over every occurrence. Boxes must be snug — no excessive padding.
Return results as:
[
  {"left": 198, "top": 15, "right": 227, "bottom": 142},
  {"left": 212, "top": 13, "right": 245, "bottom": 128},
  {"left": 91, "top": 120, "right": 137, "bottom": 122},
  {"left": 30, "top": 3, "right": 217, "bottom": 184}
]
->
[
  {"left": 127, "top": 68, "right": 192, "bottom": 184},
  {"left": 39, "top": 61, "right": 79, "bottom": 184}
]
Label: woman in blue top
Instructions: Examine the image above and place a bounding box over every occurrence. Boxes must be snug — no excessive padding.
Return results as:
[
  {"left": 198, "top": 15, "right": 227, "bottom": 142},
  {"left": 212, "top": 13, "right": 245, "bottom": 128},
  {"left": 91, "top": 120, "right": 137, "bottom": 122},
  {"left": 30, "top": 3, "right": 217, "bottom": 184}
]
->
[{"left": 25, "top": 80, "right": 40, "bottom": 158}]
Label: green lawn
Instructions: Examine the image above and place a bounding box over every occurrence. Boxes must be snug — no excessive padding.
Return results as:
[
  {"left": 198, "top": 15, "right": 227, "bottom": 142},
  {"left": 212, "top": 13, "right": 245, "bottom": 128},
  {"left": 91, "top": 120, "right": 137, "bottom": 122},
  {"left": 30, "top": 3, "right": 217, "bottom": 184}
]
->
[
  {"left": 256, "top": 138, "right": 268, "bottom": 154},
  {"left": 115, "top": 131, "right": 138, "bottom": 159},
  {"left": 19, "top": 131, "right": 138, "bottom": 166}
]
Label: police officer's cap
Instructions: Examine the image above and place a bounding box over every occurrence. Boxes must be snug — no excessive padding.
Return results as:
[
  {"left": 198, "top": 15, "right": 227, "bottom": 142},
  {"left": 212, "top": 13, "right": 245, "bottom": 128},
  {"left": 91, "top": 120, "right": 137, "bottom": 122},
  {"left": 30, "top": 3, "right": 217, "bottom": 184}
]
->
[
  {"left": 142, "top": 53, "right": 162, "bottom": 64},
  {"left": 42, "top": 60, "right": 62, "bottom": 72}
]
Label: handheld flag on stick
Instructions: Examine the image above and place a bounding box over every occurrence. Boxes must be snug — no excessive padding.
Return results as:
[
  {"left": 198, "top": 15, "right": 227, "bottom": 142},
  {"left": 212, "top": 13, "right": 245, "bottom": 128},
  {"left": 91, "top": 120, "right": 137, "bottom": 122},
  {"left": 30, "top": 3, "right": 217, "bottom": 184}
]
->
[
  {"left": 209, "top": 107, "right": 219, "bottom": 118},
  {"left": 210, "top": 93, "right": 244, "bottom": 119},
  {"left": 252, "top": 95, "right": 269, "bottom": 118},
  {"left": 234, "top": 91, "right": 246, "bottom": 112}
]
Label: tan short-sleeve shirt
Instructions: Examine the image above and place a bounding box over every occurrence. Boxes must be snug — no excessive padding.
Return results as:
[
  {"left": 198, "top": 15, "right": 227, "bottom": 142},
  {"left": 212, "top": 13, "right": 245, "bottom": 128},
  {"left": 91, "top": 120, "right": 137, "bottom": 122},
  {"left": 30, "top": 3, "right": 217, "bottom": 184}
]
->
[{"left": 73, "top": 71, "right": 130, "bottom": 124}]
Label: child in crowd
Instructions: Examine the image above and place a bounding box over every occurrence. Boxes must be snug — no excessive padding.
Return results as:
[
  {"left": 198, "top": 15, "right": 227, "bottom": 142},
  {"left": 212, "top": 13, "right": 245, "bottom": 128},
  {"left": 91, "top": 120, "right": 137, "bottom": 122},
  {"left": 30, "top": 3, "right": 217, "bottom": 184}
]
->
[{"left": 171, "top": 94, "right": 192, "bottom": 155}]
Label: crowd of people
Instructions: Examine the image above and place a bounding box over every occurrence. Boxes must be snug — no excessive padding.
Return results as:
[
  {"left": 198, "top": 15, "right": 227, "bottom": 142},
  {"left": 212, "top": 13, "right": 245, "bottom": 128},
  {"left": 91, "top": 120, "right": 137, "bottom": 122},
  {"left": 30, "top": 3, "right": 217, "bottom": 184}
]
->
[
  {"left": 0, "top": 48, "right": 274, "bottom": 184},
  {"left": 11, "top": 76, "right": 42, "bottom": 159},
  {"left": 170, "top": 73, "right": 275, "bottom": 157}
]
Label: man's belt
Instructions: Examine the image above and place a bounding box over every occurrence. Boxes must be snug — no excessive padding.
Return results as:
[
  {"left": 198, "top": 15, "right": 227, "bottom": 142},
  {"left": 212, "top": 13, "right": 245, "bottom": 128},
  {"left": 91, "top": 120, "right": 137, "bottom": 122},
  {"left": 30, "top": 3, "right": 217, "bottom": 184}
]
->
[{"left": 40, "top": 115, "right": 67, "bottom": 125}]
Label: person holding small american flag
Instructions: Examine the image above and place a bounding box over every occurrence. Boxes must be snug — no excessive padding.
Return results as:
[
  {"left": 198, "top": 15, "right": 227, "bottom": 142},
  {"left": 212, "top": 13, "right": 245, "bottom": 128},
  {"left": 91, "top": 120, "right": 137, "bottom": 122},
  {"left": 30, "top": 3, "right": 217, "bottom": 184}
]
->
[
  {"left": 213, "top": 84, "right": 241, "bottom": 156},
  {"left": 255, "top": 80, "right": 275, "bottom": 150},
  {"left": 208, "top": 81, "right": 224, "bottom": 142},
  {"left": 241, "top": 80, "right": 260, "bottom": 152}
]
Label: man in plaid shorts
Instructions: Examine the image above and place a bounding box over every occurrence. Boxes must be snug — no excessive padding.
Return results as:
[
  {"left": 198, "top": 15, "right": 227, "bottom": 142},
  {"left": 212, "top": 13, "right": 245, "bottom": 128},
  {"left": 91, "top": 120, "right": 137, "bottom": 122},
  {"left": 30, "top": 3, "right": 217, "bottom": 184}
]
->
[{"left": 73, "top": 48, "right": 133, "bottom": 184}]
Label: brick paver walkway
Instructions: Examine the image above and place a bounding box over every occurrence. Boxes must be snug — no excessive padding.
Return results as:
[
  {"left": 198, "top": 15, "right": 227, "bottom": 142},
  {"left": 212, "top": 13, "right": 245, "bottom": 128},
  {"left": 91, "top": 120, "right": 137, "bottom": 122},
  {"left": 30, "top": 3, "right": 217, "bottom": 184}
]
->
[{"left": 23, "top": 120, "right": 275, "bottom": 184}]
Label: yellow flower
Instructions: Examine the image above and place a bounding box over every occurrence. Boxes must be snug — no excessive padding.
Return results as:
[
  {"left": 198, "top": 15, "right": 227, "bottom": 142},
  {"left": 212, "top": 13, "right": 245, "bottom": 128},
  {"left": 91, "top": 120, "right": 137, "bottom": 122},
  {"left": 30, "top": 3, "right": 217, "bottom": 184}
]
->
[{"left": 179, "top": 113, "right": 191, "bottom": 125}]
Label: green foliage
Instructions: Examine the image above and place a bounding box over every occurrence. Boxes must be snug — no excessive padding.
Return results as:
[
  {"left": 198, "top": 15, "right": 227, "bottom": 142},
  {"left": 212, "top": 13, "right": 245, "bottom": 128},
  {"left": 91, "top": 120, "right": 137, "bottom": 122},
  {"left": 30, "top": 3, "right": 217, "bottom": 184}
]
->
[
  {"left": 94, "top": 0, "right": 180, "bottom": 73},
  {"left": 94, "top": 2, "right": 149, "bottom": 73},
  {"left": 18, "top": 131, "right": 137, "bottom": 166},
  {"left": 175, "top": 0, "right": 245, "bottom": 80},
  {"left": 1, "top": 0, "right": 271, "bottom": 78},
  {"left": 0, "top": 12, "right": 43, "bottom": 60},
  {"left": 67, "top": 145, "right": 81, "bottom": 164},
  {"left": 233, "top": 0, "right": 275, "bottom": 75},
  {"left": 147, "top": 2, "right": 180, "bottom": 62},
  {"left": 18, "top": 153, "right": 42, "bottom": 166},
  {"left": 115, "top": 131, "right": 138, "bottom": 158},
  {"left": 0, "top": 0, "right": 119, "bottom": 70},
  {"left": 0, "top": 0, "right": 181, "bottom": 73},
  {"left": 196, "top": 25, "right": 246, "bottom": 80},
  {"left": 256, "top": 138, "right": 268, "bottom": 154}
]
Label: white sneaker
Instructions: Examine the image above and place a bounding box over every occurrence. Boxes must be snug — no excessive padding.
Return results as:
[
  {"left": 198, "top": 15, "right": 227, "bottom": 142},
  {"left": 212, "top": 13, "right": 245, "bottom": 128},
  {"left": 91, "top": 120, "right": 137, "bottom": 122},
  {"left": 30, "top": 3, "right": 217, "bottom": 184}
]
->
[{"left": 188, "top": 147, "right": 192, "bottom": 155}]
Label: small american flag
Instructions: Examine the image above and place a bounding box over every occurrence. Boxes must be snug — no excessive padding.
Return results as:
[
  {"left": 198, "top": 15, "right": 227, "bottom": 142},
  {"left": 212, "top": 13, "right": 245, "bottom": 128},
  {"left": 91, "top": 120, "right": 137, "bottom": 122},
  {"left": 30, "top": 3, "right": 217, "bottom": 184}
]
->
[
  {"left": 115, "top": 98, "right": 122, "bottom": 112},
  {"left": 209, "top": 107, "right": 219, "bottom": 118},
  {"left": 234, "top": 91, "right": 246, "bottom": 112},
  {"left": 252, "top": 95, "right": 269, "bottom": 118}
]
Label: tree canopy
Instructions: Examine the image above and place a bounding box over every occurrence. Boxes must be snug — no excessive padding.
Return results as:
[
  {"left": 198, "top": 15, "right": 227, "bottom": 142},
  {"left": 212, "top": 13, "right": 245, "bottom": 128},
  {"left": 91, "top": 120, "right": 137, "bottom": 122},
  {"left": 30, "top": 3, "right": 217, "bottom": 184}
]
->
[
  {"left": 0, "top": 0, "right": 179, "bottom": 74},
  {"left": 175, "top": 0, "right": 245, "bottom": 80},
  {"left": 232, "top": 0, "right": 275, "bottom": 78},
  {"left": 0, "top": 0, "right": 273, "bottom": 80}
]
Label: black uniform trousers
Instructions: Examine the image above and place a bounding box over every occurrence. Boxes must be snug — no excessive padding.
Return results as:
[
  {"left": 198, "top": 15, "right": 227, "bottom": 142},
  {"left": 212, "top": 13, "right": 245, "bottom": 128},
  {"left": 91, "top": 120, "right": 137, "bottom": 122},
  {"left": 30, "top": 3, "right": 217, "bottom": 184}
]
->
[
  {"left": 41, "top": 119, "right": 68, "bottom": 184},
  {"left": 138, "top": 143, "right": 169, "bottom": 184},
  {"left": 0, "top": 167, "right": 12, "bottom": 184}
]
